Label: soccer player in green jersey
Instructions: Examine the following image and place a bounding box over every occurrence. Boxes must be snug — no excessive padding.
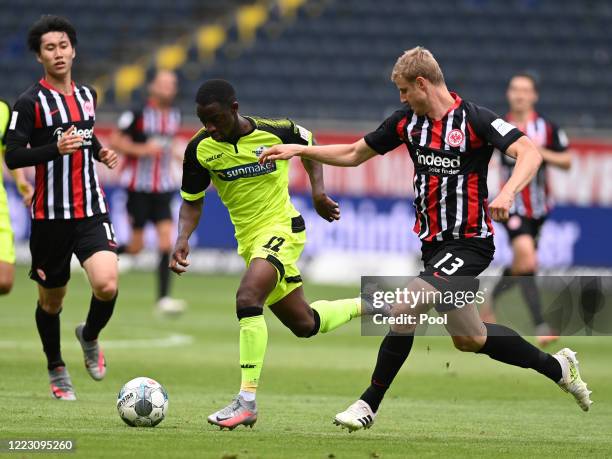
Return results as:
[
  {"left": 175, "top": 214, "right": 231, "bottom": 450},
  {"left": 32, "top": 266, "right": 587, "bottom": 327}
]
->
[
  {"left": 170, "top": 80, "right": 362, "bottom": 429},
  {"left": 0, "top": 99, "right": 33, "bottom": 294}
]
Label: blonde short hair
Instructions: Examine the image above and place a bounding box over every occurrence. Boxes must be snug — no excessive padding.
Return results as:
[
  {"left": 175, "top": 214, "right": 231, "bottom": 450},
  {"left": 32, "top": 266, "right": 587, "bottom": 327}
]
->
[{"left": 391, "top": 46, "right": 445, "bottom": 85}]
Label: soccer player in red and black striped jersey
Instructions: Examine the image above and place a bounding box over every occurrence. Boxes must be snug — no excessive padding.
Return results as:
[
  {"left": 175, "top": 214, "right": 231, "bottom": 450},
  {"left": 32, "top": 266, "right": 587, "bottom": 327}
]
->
[
  {"left": 110, "top": 70, "right": 185, "bottom": 315},
  {"left": 487, "top": 73, "right": 571, "bottom": 346},
  {"left": 260, "top": 47, "right": 591, "bottom": 430},
  {"left": 5, "top": 16, "right": 119, "bottom": 401}
]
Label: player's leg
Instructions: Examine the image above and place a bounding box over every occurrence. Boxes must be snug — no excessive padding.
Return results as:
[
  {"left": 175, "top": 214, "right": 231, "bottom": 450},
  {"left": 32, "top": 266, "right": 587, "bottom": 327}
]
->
[
  {"left": 74, "top": 215, "right": 119, "bottom": 381},
  {"left": 153, "top": 192, "right": 185, "bottom": 314},
  {"left": 0, "top": 262, "right": 14, "bottom": 295},
  {"left": 207, "top": 257, "right": 277, "bottom": 429},
  {"left": 511, "top": 229, "right": 557, "bottom": 344},
  {"left": 117, "top": 191, "right": 146, "bottom": 255},
  {"left": 269, "top": 286, "right": 360, "bottom": 338},
  {"left": 333, "top": 278, "right": 431, "bottom": 431},
  {"left": 29, "top": 219, "right": 76, "bottom": 400},
  {"left": 441, "top": 284, "right": 591, "bottom": 411},
  {"left": 0, "top": 220, "right": 16, "bottom": 294}
]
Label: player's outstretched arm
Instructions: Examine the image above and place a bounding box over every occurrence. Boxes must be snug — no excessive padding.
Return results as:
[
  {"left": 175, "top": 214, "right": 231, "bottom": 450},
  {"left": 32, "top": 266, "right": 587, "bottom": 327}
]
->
[
  {"left": 170, "top": 199, "right": 203, "bottom": 275},
  {"left": 259, "top": 138, "right": 377, "bottom": 167},
  {"left": 6, "top": 125, "right": 83, "bottom": 169},
  {"left": 300, "top": 157, "right": 340, "bottom": 222},
  {"left": 539, "top": 148, "right": 572, "bottom": 170},
  {"left": 489, "top": 136, "right": 543, "bottom": 221}
]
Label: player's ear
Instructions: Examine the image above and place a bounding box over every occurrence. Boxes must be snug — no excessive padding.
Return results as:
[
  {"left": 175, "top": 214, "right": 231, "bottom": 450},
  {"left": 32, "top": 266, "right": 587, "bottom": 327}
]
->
[
  {"left": 230, "top": 100, "right": 239, "bottom": 113},
  {"left": 415, "top": 76, "right": 427, "bottom": 91}
]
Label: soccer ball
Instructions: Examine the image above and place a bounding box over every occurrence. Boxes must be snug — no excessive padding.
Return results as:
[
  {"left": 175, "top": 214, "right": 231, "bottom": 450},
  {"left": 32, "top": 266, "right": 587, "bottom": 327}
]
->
[{"left": 117, "top": 377, "right": 168, "bottom": 427}]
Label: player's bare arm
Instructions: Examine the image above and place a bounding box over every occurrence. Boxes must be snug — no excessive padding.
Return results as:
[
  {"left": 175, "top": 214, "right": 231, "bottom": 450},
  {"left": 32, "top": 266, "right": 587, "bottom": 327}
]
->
[
  {"left": 539, "top": 147, "right": 572, "bottom": 170},
  {"left": 170, "top": 198, "right": 203, "bottom": 275},
  {"left": 300, "top": 157, "right": 340, "bottom": 222},
  {"left": 490, "top": 136, "right": 543, "bottom": 222},
  {"left": 109, "top": 130, "right": 163, "bottom": 157},
  {"left": 259, "top": 138, "right": 377, "bottom": 167},
  {"left": 9, "top": 168, "right": 34, "bottom": 206}
]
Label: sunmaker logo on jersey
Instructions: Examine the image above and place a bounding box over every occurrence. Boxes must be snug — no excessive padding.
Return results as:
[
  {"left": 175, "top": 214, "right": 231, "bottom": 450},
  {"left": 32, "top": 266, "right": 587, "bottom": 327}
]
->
[{"left": 214, "top": 161, "right": 277, "bottom": 181}]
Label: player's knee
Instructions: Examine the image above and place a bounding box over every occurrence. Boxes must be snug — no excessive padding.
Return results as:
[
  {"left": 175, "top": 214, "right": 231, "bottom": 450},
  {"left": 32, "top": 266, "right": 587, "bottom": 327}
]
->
[
  {"left": 0, "top": 280, "right": 13, "bottom": 295},
  {"left": 93, "top": 278, "right": 118, "bottom": 301},
  {"left": 452, "top": 335, "right": 485, "bottom": 352},
  {"left": 236, "top": 286, "right": 266, "bottom": 309},
  {"left": 289, "top": 319, "right": 316, "bottom": 338},
  {"left": 0, "top": 267, "right": 14, "bottom": 295},
  {"left": 39, "top": 298, "right": 63, "bottom": 314}
]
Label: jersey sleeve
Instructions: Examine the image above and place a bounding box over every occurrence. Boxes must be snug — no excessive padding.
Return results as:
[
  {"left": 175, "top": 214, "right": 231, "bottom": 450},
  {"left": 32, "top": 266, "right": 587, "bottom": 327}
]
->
[
  {"left": 363, "top": 110, "right": 406, "bottom": 155},
  {"left": 7, "top": 96, "right": 35, "bottom": 144},
  {"left": 546, "top": 122, "right": 569, "bottom": 152},
  {"left": 0, "top": 100, "right": 10, "bottom": 149},
  {"left": 180, "top": 132, "right": 211, "bottom": 201},
  {"left": 117, "top": 109, "right": 139, "bottom": 136},
  {"left": 467, "top": 104, "right": 524, "bottom": 152}
]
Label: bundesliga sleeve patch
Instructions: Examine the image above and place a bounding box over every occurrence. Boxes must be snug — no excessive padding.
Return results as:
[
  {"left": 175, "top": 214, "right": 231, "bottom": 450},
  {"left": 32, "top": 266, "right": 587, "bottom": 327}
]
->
[
  {"left": 491, "top": 118, "right": 515, "bottom": 137},
  {"left": 296, "top": 124, "right": 311, "bottom": 142},
  {"left": 117, "top": 111, "right": 134, "bottom": 130},
  {"left": 9, "top": 111, "right": 18, "bottom": 130}
]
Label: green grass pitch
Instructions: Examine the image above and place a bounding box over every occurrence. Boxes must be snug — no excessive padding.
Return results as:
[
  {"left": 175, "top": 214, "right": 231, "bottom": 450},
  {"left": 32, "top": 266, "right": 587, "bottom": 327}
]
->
[{"left": 1, "top": 266, "right": 611, "bottom": 458}]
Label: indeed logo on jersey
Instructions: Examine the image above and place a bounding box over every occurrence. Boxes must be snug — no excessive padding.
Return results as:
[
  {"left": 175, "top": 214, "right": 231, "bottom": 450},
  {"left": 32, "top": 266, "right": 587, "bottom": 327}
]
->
[
  {"left": 53, "top": 127, "right": 94, "bottom": 147},
  {"left": 416, "top": 150, "right": 461, "bottom": 174},
  {"left": 214, "top": 161, "right": 277, "bottom": 181}
]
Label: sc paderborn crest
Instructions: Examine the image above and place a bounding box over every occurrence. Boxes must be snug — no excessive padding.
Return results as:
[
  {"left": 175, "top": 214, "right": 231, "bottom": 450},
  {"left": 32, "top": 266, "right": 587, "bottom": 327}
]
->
[
  {"left": 253, "top": 146, "right": 267, "bottom": 157},
  {"left": 446, "top": 129, "right": 464, "bottom": 147}
]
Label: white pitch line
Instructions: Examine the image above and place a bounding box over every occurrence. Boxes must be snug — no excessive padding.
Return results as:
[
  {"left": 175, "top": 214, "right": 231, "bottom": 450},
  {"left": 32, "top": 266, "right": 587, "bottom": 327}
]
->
[{"left": 0, "top": 333, "right": 193, "bottom": 350}]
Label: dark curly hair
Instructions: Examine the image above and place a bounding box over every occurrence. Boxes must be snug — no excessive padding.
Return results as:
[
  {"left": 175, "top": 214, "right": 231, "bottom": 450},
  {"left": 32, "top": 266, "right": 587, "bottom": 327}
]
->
[{"left": 27, "top": 15, "right": 77, "bottom": 54}]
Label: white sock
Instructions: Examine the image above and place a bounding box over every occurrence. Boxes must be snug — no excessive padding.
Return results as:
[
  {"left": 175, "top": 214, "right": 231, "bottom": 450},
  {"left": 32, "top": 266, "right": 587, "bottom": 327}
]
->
[{"left": 239, "top": 390, "right": 256, "bottom": 402}]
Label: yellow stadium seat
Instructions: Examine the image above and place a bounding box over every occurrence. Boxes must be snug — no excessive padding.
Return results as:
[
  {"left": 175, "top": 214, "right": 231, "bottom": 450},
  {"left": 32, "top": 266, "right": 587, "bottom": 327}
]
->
[
  {"left": 237, "top": 3, "right": 268, "bottom": 44},
  {"left": 115, "top": 65, "right": 145, "bottom": 104}
]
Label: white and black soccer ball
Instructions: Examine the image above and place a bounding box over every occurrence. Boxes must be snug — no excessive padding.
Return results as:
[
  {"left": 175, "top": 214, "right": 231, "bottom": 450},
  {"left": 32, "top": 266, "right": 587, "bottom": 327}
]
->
[{"left": 117, "top": 377, "right": 168, "bottom": 427}]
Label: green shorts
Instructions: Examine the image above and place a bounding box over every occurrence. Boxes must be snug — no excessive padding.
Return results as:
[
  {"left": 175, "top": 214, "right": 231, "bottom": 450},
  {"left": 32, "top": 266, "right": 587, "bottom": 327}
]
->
[
  {"left": 238, "top": 215, "right": 306, "bottom": 306},
  {"left": 0, "top": 208, "right": 15, "bottom": 264}
]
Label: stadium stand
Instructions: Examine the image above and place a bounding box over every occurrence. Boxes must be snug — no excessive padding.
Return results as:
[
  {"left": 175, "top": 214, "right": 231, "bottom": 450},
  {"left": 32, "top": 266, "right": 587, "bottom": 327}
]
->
[{"left": 0, "top": 0, "right": 610, "bottom": 128}]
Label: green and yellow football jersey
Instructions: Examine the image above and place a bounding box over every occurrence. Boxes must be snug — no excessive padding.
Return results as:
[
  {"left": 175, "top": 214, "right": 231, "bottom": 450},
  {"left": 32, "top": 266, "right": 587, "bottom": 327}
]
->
[
  {"left": 0, "top": 99, "right": 10, "bottom": 203},
  {"left": 180, "top": 116, "right": 312, "bottom": 248}
]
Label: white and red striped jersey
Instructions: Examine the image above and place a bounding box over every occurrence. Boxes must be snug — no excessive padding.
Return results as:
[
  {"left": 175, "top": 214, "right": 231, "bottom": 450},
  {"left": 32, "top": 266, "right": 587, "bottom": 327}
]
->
[
  {"left": 117, "top": 103, "right": 181, "bottom": 193},
  {"left": 365, "top": 93, "right": 524, "bottom": 241},
  {"left": 500, "top": 112, "right": 569, "bottom": 218},
  {"left": 6, "top": 79, "right": 107, "bottom": 220}
]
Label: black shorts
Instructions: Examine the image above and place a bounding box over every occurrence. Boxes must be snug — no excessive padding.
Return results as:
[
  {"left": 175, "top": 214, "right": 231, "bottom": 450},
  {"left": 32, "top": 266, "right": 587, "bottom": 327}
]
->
[
  {"left": 419, "top": 237, "right": 495, "bottom": 312},
  {"left": 29, "top": 214, "right": 118, "bottom": 289},
  {"left": 126, "top": 191, "right": 174, "bottom": 229},
  {"left": 503, "top": 214, "right": 545, "bottom": 242}
]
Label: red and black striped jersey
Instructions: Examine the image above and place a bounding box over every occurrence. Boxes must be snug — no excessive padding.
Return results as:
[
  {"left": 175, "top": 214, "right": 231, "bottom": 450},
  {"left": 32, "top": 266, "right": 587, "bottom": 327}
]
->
[
  {"left": 6, "top": 78, "right": 107, "bottom": 220},
  {"left": 499, "top": 112, "right": 568, "bottom": 218},
  {"left": 117, "top": 103, "right": 181, "bottom": 193},
  {"left": 365, "top": 93, "right": 523, "bottom": 242}
]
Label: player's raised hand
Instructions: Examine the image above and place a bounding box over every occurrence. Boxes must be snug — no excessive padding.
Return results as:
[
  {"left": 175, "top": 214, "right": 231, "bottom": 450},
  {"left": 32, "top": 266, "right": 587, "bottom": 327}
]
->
[
  {"left": 170, "top": 238, "right": 190, "bottom": 275},
  {"left": 258, "top": 144, "right": 303, "bottom": 164},
  {"left": 313, "top": 192, "right": 340, "bottom": 222},
  {"left": 488, "top": 190, "right": 514, "bottom": 222},
  {"left": 57, "top": 125, "right": 83, "bottom": 155},
  {"left": 99, "top": 148, "right": 119, "bottom": 169}
]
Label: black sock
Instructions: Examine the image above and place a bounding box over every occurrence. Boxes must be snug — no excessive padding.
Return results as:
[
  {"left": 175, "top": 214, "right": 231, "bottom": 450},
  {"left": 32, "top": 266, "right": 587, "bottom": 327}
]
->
[
  {"left": 35, "top": 303, "right": 64, "bottom": 370},
  {"left": 360, "top": 333, "right": 414, "bottom": 412},
  {"left": 82, "top": 292, "right": 118, "bottom": 341},
  {"left": 518, "top": 272, "right": 545, "bottom": 326},
  {"left": 117, "top": 244, "right": 127, "bottom": 255},
  {"left": 492, "top": 267, "right": 515, "bottom": 300},
  {"left": 478, "top": 323, "right": 562, "bottom": 382},
  {"left": 158, "top": 252, "right": 170, "bottom": 300}
]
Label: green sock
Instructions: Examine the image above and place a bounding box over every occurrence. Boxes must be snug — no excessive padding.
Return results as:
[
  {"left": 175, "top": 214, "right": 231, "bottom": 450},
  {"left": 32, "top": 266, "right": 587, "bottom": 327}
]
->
[
  {"left": 239, "top": 315, "right": 268, "bottom": 394},
  {"left": 311, "top": 297, "right": 361, "bottom": 334}
]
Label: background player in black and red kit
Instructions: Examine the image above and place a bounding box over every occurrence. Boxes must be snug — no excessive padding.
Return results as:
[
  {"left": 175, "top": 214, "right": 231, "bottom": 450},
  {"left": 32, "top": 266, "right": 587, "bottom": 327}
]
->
[
  {"left": 5, "top": 16, "right": 119, "bottom": 401},
  {"left": 110, "top": 70, "right": 185, "bottom": 315},
  {"left": 260, "top": 47, "right": 591, "bottom": 430},
  {"left": 485, "top": 73, "right": 571, "bottom": 346}
]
